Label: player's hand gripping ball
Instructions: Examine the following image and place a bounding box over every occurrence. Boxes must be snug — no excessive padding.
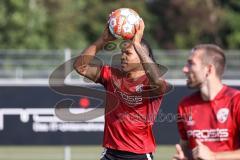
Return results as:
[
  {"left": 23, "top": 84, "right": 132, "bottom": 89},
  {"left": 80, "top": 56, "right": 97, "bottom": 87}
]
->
[{"left": 108, "top": 8, "right": 141, "bottom": 40}]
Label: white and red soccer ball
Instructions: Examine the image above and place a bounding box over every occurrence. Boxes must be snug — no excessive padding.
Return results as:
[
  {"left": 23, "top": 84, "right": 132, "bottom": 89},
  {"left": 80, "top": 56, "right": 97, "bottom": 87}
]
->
[{"left": 108, "top": 8, "right": 141, "bottom": 40}]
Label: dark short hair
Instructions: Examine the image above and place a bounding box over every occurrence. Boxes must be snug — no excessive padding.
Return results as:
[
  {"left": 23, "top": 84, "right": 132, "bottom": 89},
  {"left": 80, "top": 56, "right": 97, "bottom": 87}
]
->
[
  {"left": 140, "top": 39, "right": 156, "bottom": 63},
  {"left": 193, "top": 44, "right": 226, "bottom": 77}
]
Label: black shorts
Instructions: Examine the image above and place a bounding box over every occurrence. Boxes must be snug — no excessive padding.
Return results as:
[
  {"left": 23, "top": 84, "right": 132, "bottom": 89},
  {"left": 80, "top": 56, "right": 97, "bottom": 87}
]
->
[{"left": 100, "top": 148, "right": 153, "bottom": 160}]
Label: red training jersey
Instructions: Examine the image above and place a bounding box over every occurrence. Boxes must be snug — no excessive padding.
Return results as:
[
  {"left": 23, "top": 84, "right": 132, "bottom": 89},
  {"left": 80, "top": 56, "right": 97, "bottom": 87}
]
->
[
  {"left": 177, "top": 85, "right": 240, "bottom": 152},
  {"left": 97, "top": 65, "right": 164, "bottom": 154}
]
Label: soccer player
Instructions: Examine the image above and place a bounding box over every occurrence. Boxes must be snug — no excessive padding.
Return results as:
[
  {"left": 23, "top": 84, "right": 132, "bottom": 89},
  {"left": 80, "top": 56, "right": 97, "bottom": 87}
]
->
[
  {"left": 74, "top": 20, "right": 168, "bottom": 160},
  {"left": 173, "top": 44, "right": 240, "bottom": 160}
]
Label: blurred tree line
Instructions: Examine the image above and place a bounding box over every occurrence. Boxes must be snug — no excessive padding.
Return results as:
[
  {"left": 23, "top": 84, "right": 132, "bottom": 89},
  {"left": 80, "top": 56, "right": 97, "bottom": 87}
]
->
[{"left": 0, "top": 0, "right": 240, "bottom": 49}]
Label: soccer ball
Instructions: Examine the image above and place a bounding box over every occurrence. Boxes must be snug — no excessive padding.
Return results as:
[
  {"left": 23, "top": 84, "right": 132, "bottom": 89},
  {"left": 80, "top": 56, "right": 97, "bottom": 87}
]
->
[{"left": 108, "top": 8, "right": 141, "bottom": 40}]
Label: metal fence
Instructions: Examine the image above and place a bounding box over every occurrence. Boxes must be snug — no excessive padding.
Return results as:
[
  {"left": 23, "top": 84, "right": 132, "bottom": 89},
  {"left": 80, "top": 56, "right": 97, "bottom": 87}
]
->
[{"left": 0, "top": 49, "right": 239, "bottom": 81}]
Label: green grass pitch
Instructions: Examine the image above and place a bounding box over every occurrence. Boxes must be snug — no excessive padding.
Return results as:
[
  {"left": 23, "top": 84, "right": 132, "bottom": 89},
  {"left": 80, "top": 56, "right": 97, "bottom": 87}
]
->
[{"left": 0, "top": 145, "right": 175, "bottom": 160}]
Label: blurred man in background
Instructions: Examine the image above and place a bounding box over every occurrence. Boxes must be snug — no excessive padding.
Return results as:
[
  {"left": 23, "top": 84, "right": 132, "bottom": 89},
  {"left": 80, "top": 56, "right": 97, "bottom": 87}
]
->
[{"left": 173, "top": 44, "right": 240, "bottom": 160}]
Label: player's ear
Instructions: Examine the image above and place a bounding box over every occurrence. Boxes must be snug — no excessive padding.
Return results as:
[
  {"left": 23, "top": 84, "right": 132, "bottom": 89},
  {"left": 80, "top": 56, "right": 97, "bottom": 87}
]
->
[{"left": 206, "top": 64, "right": 214, "bottom": 77}]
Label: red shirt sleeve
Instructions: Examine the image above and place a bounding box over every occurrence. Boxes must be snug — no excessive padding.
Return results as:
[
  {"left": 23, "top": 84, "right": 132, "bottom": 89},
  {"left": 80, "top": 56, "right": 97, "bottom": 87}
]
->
[
  {"left": 177, "top": 101, "right": 188, "bottom": 141},
  {"left": 96, "top": 65, "right": 111, "bottom": 86},
  {"left": 233, "top": 94, "right": 240, "bottom": 129}
]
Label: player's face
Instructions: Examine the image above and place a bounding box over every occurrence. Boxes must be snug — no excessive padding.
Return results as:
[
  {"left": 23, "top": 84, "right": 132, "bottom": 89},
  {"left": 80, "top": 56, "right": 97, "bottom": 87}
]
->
[
  {"left": 121, "top": 43, "right": 142, "bottom": 72},
  {"left": 182, "top": 49, "right": 208, "bottom": 88}
]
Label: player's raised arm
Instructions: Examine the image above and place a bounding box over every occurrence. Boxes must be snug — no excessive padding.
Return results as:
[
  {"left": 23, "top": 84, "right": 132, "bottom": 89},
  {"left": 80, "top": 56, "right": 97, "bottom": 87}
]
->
[
  {"left": 73, "top": 26, "right": 115, "bottom": 82},
  {"left": 132, "top": 19, "right": 166, "bottom": 93}
]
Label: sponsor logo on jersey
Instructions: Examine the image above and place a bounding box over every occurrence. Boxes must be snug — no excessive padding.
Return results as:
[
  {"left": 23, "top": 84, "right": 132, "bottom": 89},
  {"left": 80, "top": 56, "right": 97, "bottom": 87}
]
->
[
  {"left": 117, "top": 90, "right": 142, "bottom": 106},
  {"left": 187, "top": 128, "right": 229, "bottom": 142},
  {"left": 136, "top": 84, "right": 143, "bottom": 93},
  {"left": 216, "top": 108, "right": 229, "bottom": 123},
  {"left": 186, "top": 115, "right": 195, "bottom": 126}
]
